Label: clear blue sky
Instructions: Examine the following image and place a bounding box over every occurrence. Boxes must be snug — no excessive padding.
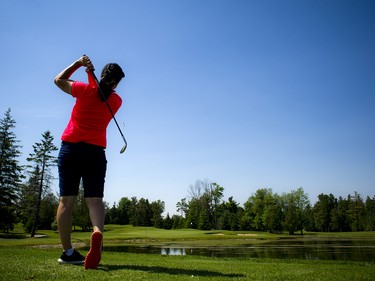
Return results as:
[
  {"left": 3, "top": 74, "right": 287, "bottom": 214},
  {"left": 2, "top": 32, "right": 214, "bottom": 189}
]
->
[{"left": 1, "top": 0, "right": 374, "bottom": 215}]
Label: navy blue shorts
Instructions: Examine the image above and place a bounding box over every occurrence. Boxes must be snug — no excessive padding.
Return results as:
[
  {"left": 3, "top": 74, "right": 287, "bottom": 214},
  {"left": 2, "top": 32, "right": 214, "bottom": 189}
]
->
[{"left": 58, "top": 141, "right": 107, "bottom": 198}]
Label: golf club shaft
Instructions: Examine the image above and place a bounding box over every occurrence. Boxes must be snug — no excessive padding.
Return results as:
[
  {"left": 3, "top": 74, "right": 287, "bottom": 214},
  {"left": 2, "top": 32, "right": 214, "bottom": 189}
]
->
[{"left": 89, "top": 69, "right": 128, "bottom": 147}]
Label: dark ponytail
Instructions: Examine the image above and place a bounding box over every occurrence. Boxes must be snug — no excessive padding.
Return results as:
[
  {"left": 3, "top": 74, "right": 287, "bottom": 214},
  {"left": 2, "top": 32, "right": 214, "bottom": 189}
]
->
[{"left": 99, "top": 63, "right": 125, "bottom": 101}]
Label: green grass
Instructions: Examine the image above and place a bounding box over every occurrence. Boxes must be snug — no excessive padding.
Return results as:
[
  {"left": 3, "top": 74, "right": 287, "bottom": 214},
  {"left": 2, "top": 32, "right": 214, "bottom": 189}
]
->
[
  {"left": 1, "top": 247, "right": 374, "bottom": 281},
  {"left": 1, "top": 225, "right": 374, "bottom": 280}
]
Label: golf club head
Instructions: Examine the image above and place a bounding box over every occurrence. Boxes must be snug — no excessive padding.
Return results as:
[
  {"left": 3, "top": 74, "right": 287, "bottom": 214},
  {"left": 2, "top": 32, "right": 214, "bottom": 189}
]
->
[
  {"left": 120, "top": 135, "right": 127, "bottom": 154},
  {"left": 120, "top": 144, "right": 127, "bottom": 154}
]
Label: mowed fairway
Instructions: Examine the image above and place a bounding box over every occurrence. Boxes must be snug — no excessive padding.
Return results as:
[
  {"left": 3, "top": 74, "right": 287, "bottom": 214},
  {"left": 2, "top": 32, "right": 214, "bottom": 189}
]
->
[{"left": 0, "top": 225, "right": 374, "bottom": 280}]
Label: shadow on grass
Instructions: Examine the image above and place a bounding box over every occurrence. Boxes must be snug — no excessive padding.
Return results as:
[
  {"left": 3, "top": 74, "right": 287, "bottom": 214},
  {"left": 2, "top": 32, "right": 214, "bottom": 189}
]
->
[{"left": 99, "top": 264, "right": 245, "bottom": 278}]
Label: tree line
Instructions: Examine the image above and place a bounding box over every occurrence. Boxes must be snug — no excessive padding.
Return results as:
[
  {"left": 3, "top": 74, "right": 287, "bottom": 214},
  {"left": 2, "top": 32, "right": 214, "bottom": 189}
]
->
[
  {"left": 1, "top": 108, "right": 375, "bottom": 235},
  {"left": 105, "top": 180, "right": 375, "bottom": 234}
]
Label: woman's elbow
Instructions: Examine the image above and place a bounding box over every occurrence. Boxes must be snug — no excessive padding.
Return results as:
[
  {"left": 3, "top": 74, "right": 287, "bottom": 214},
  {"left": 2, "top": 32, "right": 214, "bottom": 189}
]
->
[
  {"left": 54, "top": 77, "right": 60, "bottom": 86},
  {"left": 54, "top": 78, "right": 65, "bottom": 90}
]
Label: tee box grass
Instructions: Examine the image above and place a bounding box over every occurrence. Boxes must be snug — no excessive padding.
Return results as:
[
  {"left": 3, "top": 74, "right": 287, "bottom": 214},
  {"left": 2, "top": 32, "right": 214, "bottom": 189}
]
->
[{"left": 0, "top": 225, "right": 374, "bottom": 280}]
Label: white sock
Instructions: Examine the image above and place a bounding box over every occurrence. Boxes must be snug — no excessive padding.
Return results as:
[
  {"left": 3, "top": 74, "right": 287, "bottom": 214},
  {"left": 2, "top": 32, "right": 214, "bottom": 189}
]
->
[{"left": 64, "top": 248, "right": 74, "bottom": 256}]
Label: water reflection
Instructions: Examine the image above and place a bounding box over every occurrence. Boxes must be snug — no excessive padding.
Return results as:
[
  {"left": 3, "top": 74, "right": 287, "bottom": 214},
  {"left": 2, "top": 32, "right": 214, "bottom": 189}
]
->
[
  {"left": 161, "top": 248, "right": 186, "bottom": 256},
  {"left": 103, "top": 239, "right": 375, "bottom": 262}
]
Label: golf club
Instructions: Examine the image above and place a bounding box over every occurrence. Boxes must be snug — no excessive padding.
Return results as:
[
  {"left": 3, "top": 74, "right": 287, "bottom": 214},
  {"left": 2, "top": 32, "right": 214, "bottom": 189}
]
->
[{"left": 89, "top": 69, "right": 127, "bottom": 154}]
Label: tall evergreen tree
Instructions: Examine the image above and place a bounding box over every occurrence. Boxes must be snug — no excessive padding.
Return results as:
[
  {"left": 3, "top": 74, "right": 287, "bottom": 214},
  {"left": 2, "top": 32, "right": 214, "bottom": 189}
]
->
[
  {"left": 0, "top": 108, "right": 23, "bottom": 232},
  {"left": 364, "top": 196, "right": 375, "bottom": 231},
  {"left": 150, "top": 200, "right": 165, "bottom": 228},
  {"left": 198, "top": 193, "right": 212, "bottom": 230},
  {"left": 136, "top": 198, "right": 152, "bottom": 226},
  {"left": 163, "top": 213, "right": 173, "bottom": 230},
  {"left": 220, "top": 196, "right": 241, "bottom": 231},
  {"left": 198, "top": 206, "right": 211, "bottom": 230},
  {"left": 129, "top": 197, "right": 138, "bottom": 226},
  {"left": 347, "top": 191, "right": 365, "bottom": 231},
  {"left": 19, "top": 166, "right": 40, "bottom": 232},
  {"left": 26, "top": 131, "right": 58, "bottom": 237},
  {"left": 330, "top": 196, "right": 351, "bottom": 232},
  {"left": 313, "top": 193, "right": 335, "bottom": 232}
]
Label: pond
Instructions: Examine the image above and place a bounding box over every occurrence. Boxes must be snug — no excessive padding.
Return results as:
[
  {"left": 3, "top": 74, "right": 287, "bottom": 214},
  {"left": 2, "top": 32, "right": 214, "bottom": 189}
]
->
[{"left": 101, "top": 239, "right": 375, "bottom": 262}]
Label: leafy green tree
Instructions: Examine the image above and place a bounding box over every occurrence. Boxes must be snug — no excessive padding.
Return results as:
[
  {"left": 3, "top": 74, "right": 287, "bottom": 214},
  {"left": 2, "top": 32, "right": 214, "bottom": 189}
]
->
[
  {"left": 235, "top": 207, "right": 245, "bottom": 231},
  {"left": 262, "top": 192, "right": 283, "bottom": 234},
  {"left": 185, "top": 198, "right": 201, "bottom": 228},
  {"left": 0, "top": 108, "right": 23, "bottom": 232},
  {"left": 283, "top": 192, "right": 298, "bottom": 234},
  {"left": 38, "top": 192, "right": 58, "bottom": 230},
  {"left": 117, "top": 197, "right": 131, "bottom": 225},
  {"left": 294, "top": 187, "right": 310, "bottom": 234},
  {"left": 218, "top": 207, "right": 230, "bottom": 230},
  {"left": 247, "top": 188, "right": 273, "bottom": 231},
  {"left": 238, "top": 210, "right": 253, "bottom": 231},
  {"left": 20, "top": 168, "right": 58, "bottom": 232},
  {"left": 26, "top": 131, "right": 58, "bottom": 237},
  {"left": 242, "top": 198, "right": 256, "bottom": 231},
  {"left": 283, "top": 187, "right": 309, "bottom": 235}
]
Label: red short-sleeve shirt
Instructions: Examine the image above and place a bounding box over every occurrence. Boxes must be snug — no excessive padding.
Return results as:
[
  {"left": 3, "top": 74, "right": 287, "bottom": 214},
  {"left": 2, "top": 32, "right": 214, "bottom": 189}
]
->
[{"left": 61, "top": 81, "right": 122, "bottom": 148}]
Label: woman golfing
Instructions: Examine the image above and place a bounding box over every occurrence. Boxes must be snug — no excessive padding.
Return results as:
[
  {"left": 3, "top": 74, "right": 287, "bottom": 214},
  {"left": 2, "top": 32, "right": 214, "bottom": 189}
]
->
[{"left": 54, "top": 55, "right": 125, "bottom": 269}]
